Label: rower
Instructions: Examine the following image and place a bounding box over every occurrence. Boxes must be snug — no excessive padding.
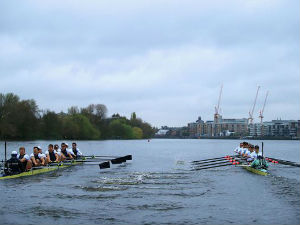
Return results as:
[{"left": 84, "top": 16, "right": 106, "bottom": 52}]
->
[
  {"left": 254, "top": 145, "right": 261, "bottom": 157},
  {"left": 242, "top": 142, "right": 251, "bottom": 157},
  {"left": 238, "top": 142, "right": 247, "bottom": 155},
  {"left": 60, "top": 143, "right": 74, "bottom": 161},
  {"left": 251, "top": 155, "right": 268, "bottom": 170},
  {"left": 234, "top": 142, "right": 243, "bottom": 154},
  {"left": 71, "top": 142, "right": 83, "bottom": 159},
  {"left": 54, "top": 144, "right": 62, "bottom": 160},
  {"left": 245, "top": 145, "right": 255, "bottom": 162},
  {"left": 17, "top": 147, "right": 32, "bottom": 171},
  {"left": 45, "top": 144, "right": 59, "bottom": 163},
  {"left": 4, "top": 151, "right": 22, "bottom": 175},
  {"left": 37, "top": 146, "right": 48, "bottom": 165},
  {"left": 30, "top": 146, "right": 45, "bottom": 167}
]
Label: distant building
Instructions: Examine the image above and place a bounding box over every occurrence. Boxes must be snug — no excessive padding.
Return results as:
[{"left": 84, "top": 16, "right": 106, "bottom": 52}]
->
[
  {"left": 155, "top": 129, "right": 169, "bottom": 136},
  {"left": 216, "top": 117, "right": 248, "bottom": 137},
  {"left": 250, "top": 120, "right": 300, "bottom": 137}
]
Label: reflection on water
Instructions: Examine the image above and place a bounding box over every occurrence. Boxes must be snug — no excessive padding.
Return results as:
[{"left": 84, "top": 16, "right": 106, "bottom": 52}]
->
[{"left": 0, "top": 139, "right": 299, "bottom": 224}]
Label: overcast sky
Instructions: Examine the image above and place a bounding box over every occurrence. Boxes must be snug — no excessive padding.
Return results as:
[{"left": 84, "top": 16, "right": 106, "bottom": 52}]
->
[{"left": 0, "top": 0, "right": 299, "bottom": 127}]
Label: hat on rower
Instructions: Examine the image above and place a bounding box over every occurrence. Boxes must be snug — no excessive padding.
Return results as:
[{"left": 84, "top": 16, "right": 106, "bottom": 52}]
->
[
  {"left": 37, "top": 146, "right": 42, "bottom": 150},
  {"left": 11, "top": 151, "right": 18, "bottom": 155},
  {"left": 65, "top": 143, "right": 69, "bottom": 146}
]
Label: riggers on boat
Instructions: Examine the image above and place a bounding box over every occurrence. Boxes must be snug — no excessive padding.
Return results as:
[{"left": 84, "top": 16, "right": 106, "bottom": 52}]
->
[{"left": 0, "top": 159, "right": 84, "bottom": 180}]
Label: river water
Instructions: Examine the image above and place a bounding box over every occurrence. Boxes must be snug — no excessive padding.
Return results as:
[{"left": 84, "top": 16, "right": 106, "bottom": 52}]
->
[{"left": 0, "top": 139, "right": 299, "bottom": 224}]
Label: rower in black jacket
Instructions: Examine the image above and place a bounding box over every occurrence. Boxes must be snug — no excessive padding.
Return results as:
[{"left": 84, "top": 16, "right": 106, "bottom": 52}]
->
[{"left": 4, "top": 151, "right": 22, "bottom": 175}]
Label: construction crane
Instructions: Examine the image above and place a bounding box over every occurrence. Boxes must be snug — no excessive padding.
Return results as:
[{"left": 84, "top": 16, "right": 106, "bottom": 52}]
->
[
  {"left": 214, "top": 84, "right": 223, "bottom": 124},
  {"left": 259, "top": 91, "right": 269, "bottom": 124},
  {"left": 248, "top": 85, "right": 260, "bottom": 124}
]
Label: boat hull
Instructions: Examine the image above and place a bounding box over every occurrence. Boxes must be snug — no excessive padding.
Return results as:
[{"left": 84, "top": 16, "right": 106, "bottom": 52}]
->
[
  {"left": 243, "top": 165, "right": 268, "bottom": 176},
  {"left": 0, "top": 161, "right": 83, "bottom": 180}
]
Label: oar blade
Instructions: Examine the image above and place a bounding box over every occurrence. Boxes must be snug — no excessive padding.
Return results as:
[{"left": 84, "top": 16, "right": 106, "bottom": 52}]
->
[
  {"left": 99, "top": 161, "right": 110, "bottom": 169},
  {"left": 124, "top": 155, "right": 132, "bottom": 160},
  {"left": 111, "top": 158, "right": 123, "bottom": 164}
]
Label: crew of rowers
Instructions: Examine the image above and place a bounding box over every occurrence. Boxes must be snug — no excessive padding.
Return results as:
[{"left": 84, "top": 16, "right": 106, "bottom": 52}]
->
[
  {"left": 234, "top": 141, "right": 269, "bottom": 169},
  {"left": 234, "top": 141, "right": 262, "bottom": 162},
  {"left": 4, "top": 142, "right": 83, "bottom": 175}
]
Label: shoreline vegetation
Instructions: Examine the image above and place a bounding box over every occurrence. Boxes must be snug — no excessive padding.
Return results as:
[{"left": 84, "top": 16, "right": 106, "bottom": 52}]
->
[{"left": 0, "top": 93, "right": 156, "bottom": 141}]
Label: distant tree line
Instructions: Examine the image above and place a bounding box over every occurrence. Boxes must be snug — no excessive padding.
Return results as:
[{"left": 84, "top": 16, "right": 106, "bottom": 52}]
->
[{"left": 0, "top": 93, "right": 155, "bottom": 140}]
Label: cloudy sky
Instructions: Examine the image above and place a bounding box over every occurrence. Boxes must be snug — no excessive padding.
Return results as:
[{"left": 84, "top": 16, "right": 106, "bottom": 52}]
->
[{"left": 0, "top": 0, "right": 299, "bottom": 127}]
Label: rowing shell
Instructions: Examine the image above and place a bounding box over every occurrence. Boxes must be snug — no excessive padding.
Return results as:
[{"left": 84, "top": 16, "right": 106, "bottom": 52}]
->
[
  {"left": 240, "top": 164, "right": 268, "bottom": 176},
  {"left": 234, "top": 156, "right": 269, "bottom": 176},
  {"left": 0, "top": 160, "right": 84, "bottom": 180}
]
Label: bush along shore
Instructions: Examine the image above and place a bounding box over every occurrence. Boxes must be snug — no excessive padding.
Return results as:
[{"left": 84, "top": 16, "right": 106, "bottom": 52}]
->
[{"left": 0, "top": 93, "right": 156, "bottom": 140}]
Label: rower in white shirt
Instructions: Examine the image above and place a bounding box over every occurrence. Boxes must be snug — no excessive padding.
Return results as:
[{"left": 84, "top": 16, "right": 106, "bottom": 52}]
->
[
  {"left": 245, "top": 145, "right": 255, "bottom": 162},
  {"left": 54, "top": 144, "right": 62, "bottom": 159},
  {"left": 242, "top": 143, "right": 250, "bottom": 157},
  {"left": 254, "top": 145, "right": 262, "bottom": 157},
  {"left": 70, "top": 142, "right": 83, "bottom": 159},
  {"left": 60, "top": 143, "right": 74, "bottom": 160},
  {"left": 30, "top": 146, "right": 46, "bottom": 166},
  {"left": 234, "top": 143, "right": 243, "bottom": 154},
  {"left": 37, "top": 146, "right": 47, "bottom": 164},
  {"left": 45, "top": 144, "right": 59, "bottom": 163},
  {"left": 17, "top": 146, "right": 32, "bottom": 171},
  {"left": 237, "top": 142, "right": 247, "bottom": 155},
  {"left": 65, "top": 143, "right": 73, "bottom": 155}
]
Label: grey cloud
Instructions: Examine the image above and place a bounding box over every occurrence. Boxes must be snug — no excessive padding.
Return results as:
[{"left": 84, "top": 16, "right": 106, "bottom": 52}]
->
[{"left": 0, "top": 0, "right": 299, "bottom": 127}]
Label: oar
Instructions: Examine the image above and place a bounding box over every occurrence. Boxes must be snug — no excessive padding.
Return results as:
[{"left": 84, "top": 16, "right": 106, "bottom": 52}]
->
[
  {"left": 193, "top": 159, "right": 240, "bottom": 168},
  {"left": 60, "top": 159, "right": 108, "bottom": 163},
  {"left": 191, "top": 155, "right": 234, "bottom": 163},
  {"left": 47, "top": 161, "right": 111, "bottom": 169},
  {"left": 193, "top": 161, "right": 233, "bottom": 168},
  {"left": 84, "top": 155, "right": 132, "bottom": 160},
  {"left": 99, "top": 161, "right": 110, "bottom": 169},
  {"left": 192, "top": 163, "right": 233, "bottom": 171},
  {"left": 265, "top": 157, "right": 300, "bottom": 167},
  {"left": 192, "top": 159, "right": 234, "bottom": 166},
  {"left": 192, "top": 158, "right": 230, "bottom": 165},
  {"left": 111, "top": 157, "right": 127, "bottom": 164}
]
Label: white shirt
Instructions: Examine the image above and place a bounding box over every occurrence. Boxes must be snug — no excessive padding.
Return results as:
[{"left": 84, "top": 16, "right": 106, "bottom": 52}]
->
[
  {"left": 54, "top": 148, "right": 61, "bottom": 155},
  {"left": 66, "top": 148, "right": 74, "bottom": 155},
  {"left": 70, "top": 148, "right": 83, "bottom": 156},
  {"left": 234, "top": 146, "right": 241, "bottom": 153},
  {"left": 39, "top": 153, "right": 46, "bottom": 158},
  {"left": 242, "top": 148, "right": 249, "bottom": 155},
  {"left": 244, "top": 149, "right": 251, "bottom": 157},
  {"left": 250, "top": 151, "right": 257, "bottom": 159},
  {"left": 238, "top": 147, "right": 244, "bottom": 154},
  {"left": 30, "top": 153, "right": 46, "bottom": 158},
  {"left": 45, "top": 150, "right": 58, "bottom": 155},
  {"left": 17, "top": 154, "right": 30, "bottom": 160}
]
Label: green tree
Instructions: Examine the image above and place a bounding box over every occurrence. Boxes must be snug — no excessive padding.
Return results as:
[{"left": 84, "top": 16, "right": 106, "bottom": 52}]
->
[
  {"left": 109, "top": 119, "right": 134, "bottom": 139},
  {"left": 0, "top": 93, "right": 40, "bottom": 139},
  {"left": 62, "top": 114, "right": 100, "bottom": 139},
  {"left": 41, "top": 110, "right": 63, "bottom": 139},
  {"left": 132, "top": 127, "right": 143, "bottom": 139}
]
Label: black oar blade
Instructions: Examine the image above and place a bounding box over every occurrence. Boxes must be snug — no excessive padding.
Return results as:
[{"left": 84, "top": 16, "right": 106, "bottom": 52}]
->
[
  {"left": 124, "top": 155, "right": 132, "bottom": 160},
  {"left": 99, "top": 161, "right": 110, "bottom": 169},
  {"left": 111, "top": 158, "right": 123, "bottom": 164}
]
